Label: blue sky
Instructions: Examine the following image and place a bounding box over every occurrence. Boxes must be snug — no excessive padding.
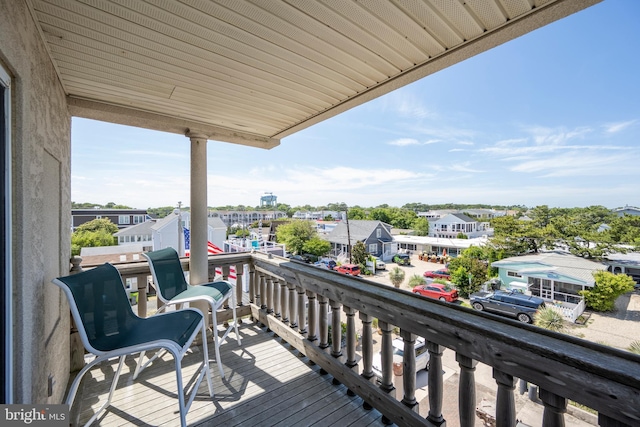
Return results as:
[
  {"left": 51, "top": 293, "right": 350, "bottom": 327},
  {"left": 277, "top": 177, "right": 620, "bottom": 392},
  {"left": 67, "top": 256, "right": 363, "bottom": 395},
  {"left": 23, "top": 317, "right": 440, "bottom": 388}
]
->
[{"left": 72, "top": 0, "right": 640, "bottom": 210}]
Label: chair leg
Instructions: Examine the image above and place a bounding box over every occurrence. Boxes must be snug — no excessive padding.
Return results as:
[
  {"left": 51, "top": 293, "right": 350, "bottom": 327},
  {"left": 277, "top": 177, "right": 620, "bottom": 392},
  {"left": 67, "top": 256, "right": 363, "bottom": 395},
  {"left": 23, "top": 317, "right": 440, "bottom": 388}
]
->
[
  {"left": 174, "top": 354, "right": 188, "bottom": 427},
  {"left": 211, "top": 306, "right": 225, "bottom": 379},
  {"left": 83, "top": 356, "right": 126, "bottom": 427},
  {"left": 231, "top": 286, "right": 241, "bottom": 345},
  {"left": 200, "top": 323, "right": 214, "bottom": 398}
]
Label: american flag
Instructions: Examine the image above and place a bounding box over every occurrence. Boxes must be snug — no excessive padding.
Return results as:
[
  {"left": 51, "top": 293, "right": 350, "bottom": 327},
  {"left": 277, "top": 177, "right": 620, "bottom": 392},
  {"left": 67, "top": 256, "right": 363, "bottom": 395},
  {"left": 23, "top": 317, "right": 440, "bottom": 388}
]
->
[{"left": 183, "top": 227, "right": 190, "bottom": 256}]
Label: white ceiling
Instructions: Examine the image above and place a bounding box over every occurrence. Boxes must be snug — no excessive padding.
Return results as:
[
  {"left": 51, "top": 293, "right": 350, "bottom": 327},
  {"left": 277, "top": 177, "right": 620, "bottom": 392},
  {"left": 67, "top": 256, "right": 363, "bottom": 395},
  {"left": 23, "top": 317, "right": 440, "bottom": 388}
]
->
[{"left": 30, "top": 0, "right": 601, "bottom": 149}]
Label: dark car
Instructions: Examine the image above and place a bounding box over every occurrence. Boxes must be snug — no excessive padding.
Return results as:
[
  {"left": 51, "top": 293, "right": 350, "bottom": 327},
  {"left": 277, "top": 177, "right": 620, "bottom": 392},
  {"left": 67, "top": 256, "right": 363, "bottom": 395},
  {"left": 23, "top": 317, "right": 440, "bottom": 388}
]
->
[
  {"left": 413, "top": 283, "right": 458, "bottom": 302},
  {"left": 290, "top": 254, "right": 311, "bottom": 263},
  {"left": 470, "top": 290, "right": 545, "bottom": 323},
  {"left": 423, "top": 269, "right": 451, "bottom": 280},
  {"left": 314, "top": 259, "right": 337, "bottom": 270},
  {"left": 393, "top": 253, "right": 411, "bottom": 265}
]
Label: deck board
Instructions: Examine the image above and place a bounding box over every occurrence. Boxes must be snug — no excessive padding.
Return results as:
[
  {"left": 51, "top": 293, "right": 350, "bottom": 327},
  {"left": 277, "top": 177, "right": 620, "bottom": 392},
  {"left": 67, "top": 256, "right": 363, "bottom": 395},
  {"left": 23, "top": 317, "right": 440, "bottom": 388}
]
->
[{"left": 73, "top": 321, "right": 386, "bottom": 426}]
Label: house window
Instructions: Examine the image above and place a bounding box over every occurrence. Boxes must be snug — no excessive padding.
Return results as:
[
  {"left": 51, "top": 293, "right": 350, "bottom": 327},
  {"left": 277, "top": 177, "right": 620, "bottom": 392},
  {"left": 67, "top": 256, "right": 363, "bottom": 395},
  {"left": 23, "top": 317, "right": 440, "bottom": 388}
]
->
[
  {"left": 376, "top": 229, "right": 381, "bottom": 238},
  {"left": 133, "top": 215, "right": 144, "bottom": 224},
  {"left": 118, "top": 215, "right": 130, "bottom": 224},
  {"left": 369, "top": 243, "right": 377, "bottom": 253},
  {"left": 507, "top": 271, "right": 522, "bottom": 278}
]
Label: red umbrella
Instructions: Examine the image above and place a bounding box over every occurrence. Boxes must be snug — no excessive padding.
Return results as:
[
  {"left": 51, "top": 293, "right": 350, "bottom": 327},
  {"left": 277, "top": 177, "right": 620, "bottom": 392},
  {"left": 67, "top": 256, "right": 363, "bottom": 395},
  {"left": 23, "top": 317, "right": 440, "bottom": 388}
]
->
[{"left": 442, "top": 249, "right": 447, "bottom": 257}]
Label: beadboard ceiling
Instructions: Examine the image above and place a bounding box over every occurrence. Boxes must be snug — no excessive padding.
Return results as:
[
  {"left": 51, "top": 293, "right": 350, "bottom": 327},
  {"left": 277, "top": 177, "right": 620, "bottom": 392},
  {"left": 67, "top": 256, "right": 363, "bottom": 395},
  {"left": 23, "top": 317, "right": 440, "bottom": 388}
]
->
[{"left": 29, "top": 0, "right": 600, "bottom": 148}]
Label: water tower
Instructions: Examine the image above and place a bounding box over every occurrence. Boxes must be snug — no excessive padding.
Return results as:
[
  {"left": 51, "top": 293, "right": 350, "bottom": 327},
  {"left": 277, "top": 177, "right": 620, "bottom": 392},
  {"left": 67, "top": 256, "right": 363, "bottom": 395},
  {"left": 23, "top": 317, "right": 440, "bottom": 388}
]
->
[{"left": 260, "top": 192, "right": 277, "bottom": 207}]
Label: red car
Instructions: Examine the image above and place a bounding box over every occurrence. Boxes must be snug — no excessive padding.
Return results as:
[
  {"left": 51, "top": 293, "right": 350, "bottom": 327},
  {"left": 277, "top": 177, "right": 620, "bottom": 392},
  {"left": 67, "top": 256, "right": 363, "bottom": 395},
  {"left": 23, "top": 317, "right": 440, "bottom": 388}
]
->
[
  {"left": 423, "top": 269, "right": 451, "bottom": 280},
  {"left": 333, "top": 263, "right": 361, "bottom": 276},
  {"left": 413, "top": 283, "right": 458, "bottom": 302}
]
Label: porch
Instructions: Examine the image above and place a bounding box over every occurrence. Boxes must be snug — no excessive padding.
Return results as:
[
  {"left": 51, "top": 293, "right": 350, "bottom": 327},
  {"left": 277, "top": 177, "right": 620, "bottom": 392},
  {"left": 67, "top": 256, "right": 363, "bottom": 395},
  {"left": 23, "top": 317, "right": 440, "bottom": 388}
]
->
[{"left": 67, "top": 252, "right": 640, "bottom": 427}]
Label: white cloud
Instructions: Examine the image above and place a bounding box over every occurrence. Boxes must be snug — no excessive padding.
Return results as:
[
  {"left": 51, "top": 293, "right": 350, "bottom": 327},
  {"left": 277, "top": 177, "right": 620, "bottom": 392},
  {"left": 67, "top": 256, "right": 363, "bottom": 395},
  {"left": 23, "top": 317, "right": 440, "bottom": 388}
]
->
[
  {"left": 509, "top": 152, "right": 634, "bottom": 177},
  {"left": 525, "top": 126, "right": 592, "bottom": 146},
  {"left": 388, "top": 138, "right": 419, "bottom": 146},
  {"left": 604, "top": 119, "right": 637, "bottom": 134}
]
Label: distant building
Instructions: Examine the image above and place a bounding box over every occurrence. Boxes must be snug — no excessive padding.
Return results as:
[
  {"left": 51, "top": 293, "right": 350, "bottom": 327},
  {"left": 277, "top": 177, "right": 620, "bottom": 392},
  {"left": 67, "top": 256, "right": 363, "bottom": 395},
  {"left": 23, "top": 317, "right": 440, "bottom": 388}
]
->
[
  {"left": 208, "top": 209, "right": 287, "bottom": 227},
  {"left": 613, "top": 205, "right": 640, "bottom": 217},
  {"left": 72, "top": 208, "right": 149, "bottom": 230},
  {"left": 323, "top": 220, "right": 394, "bottom": 260}
]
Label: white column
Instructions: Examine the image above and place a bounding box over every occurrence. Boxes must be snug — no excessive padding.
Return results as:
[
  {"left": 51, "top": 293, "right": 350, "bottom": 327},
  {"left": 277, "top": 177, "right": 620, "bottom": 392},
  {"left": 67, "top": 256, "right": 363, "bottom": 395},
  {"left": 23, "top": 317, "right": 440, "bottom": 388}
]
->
[{"left": 187, "top": 132, "right": 210, "bottom": 331}]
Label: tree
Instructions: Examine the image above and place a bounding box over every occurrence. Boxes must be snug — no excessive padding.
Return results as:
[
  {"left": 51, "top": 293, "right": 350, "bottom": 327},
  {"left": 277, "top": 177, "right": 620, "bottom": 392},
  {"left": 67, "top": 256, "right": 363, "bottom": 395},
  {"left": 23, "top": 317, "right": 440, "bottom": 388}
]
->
[
  {"left": 389, "top": 267, "right": 405, "bottom": 289},
  {"left": 448, "top": 251, "right": 487, "bottom": 297},
  {"left": 579, "top": 271, "right": 635, "bottom": 312},
  {"left": 75, "top": 218, "right": 119, "bottom": 234},
  {"left": 411, "top": 217, "right": 430, "bottom": 236},
  {"left": 275, "top": 220, "right": 315, "bottom": 255},
  {"left": 408, "top": 274, "right": 425, "bottom": 289},
  {"left": 302, "top": 237, "right": 331, "bottom": 258},
  {"left": 534, "top": 307, "right": 566, "bottom": 332},
  {"left": 351, "top": 241, "right": 368, "bottom": 269},
  {"left": 71, "top": 218, "right": 119, "bottom": 255}
]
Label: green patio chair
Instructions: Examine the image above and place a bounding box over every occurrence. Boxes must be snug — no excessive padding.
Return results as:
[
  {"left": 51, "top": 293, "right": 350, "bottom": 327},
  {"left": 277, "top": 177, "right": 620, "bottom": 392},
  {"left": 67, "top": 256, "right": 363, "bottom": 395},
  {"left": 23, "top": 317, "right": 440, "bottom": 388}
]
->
[
  {"left": 143, "top": 247, "right": 241, "bottom": 379},
  {"left": 52, "top": 263, "right": 213, "bottom": 427}
]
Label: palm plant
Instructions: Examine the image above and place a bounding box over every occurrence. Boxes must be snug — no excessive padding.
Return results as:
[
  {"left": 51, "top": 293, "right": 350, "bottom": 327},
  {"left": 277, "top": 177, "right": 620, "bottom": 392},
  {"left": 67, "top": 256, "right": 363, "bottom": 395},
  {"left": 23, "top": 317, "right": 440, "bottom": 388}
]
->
[
  {"left": 389, "top": 266, "right": 405, "bottom": 289},
  {"left": 534, "top": 307, "right": 566, "bottom": 332},
  {"left": 408, "top": 274, "right": 425, "bottom": 289},
  {"left": 627, "top": 340, "right": 640, "bottom": 354}
]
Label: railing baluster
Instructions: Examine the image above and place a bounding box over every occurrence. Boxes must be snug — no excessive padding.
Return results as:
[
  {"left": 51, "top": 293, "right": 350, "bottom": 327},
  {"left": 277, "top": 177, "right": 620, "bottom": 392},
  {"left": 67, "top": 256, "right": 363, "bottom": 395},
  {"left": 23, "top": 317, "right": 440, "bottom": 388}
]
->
[
  {"left": 235, "top": 263, "right": 243, "bottom": 307},
  {"left": 318, "top": 295, "right": 329, "bottom": 349},
  {"left": 273, "top": 278, "right": 280, "bottom": 318},
  {"left": 493, "top": 368, "right": 517, "bottom": 427},
  {"left": 330, "top": 300, "right": 342, "bottom": 358},
  {"left": 135, "top": 273, "right": 148, "bottom": 318},
  {"left": 456, "top": 353, "right": 478, "bottom": 427},
  {"left": 266, "top": 277, "right": 274, "bottom": 315},
  {"left": 307, "top": 290, "right": 317, "bottom": 341},
  {"left": 248, "top": 264, "right": 255, "bottom": 304},
  {"left": 222, "top": 265, "right": 230, "bottom": 310},
  {"left": 297, "top": 286, "right": 307, "bottom": 335},
  {"left": 378, "top": 320, "right": 394, "bottom": 393},
  {"left": 280, "top": 280, "right": 288, "bottom": 324},
  {"left": 540, "top": 388, "right": 566, "bottom": 427},
  {"left": 288, "top": 282, "right": 297, "bottom": 329},
  {"left": 259, "top": 273, "right": 266, "bottom": 310},
  {"left": 427, "top": 341, "right": 446, "bottom": 427},
  {"left": 400, "top": 330, "right": 418, "bottom": 412},
  {"left": 359, "top": 312, "right": 374, "bottom": 410},
  {"left": 344, "top": 306, "right": 357, "bottom": 369}
]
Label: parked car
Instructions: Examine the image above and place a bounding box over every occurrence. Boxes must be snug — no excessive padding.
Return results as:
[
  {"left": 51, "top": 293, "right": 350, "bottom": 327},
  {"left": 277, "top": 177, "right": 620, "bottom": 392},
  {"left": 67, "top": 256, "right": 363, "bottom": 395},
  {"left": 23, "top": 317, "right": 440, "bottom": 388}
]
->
[
  {"left": 470, "top": 290, "right": 545, "bottom": 324},
  {"left": 372, "top": 256, "right": 386, "bottom": 270},
  {"left": 423, "top": 269, "right": 451, "bottom": 280},
  {"left": 314, "top": 259, "right": 337, "bottom": 270},
  {"left": 412, "top": 283, "right": 458, "bottom": 302},
  {"left": 334, "top": 263, "right": 361, "bottom": 276},
  {"left": 290, "top": 254, "right": 311, "bottom": 263},
  {"left": 372, "top": 337, "right": 429, "bottom": 382},
  {"left": 393, "top": 253, "right": 411, "bottom": 265}
]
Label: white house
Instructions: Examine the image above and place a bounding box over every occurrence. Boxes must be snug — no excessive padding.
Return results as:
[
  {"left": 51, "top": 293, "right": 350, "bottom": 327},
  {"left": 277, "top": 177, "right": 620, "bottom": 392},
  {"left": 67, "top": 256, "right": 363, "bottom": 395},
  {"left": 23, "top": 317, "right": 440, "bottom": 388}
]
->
[{"left": 429, "top": 213, "right": 490, "bottom": 239}]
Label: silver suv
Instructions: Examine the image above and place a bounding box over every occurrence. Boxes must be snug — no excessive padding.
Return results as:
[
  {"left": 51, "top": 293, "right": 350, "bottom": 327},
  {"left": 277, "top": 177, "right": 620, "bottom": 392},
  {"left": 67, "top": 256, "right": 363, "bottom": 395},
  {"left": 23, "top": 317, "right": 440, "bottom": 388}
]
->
[
  {"left": 372, "top": 337, "right": 429, "bottom": 381},
  {"left": 470, "top": 290, "right": 545, "bottom": 324}
]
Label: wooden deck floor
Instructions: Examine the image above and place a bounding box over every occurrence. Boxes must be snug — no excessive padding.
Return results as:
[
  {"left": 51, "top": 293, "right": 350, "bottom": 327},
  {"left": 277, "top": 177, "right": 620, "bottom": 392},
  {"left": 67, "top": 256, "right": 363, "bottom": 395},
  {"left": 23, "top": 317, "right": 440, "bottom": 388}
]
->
[{"left": 73, "top": 321, "right": 387, "bottom": 426}]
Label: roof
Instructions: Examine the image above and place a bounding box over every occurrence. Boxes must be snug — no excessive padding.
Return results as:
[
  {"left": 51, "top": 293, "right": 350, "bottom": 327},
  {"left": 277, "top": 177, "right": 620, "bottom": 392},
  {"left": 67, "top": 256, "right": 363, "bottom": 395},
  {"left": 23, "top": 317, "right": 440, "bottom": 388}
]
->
[
  {"left": 434, "top": 213, "right": 477, "bottom": 223},
  {"left": 207, "top": 216, "right": 227, "bottom": 229},
  {"left": 325, "top": 220, "right": 390, "bottom": 245},
  {"left": 28, "top": 0, "right": 600, "bottom": 148},
  {"left": 492, "top": 251, "right": 607, "bottom": 285},
  {"left": 113, "top": 220, "right": 156, "bottom": 237}
]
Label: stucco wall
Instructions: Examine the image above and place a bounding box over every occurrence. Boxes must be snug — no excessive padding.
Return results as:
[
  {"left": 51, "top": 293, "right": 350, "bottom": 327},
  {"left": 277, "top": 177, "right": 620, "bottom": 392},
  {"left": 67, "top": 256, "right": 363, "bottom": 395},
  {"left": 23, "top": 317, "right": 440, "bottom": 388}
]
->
[{"left": 0, "top": 0, "right": 72, "bottom": 403}]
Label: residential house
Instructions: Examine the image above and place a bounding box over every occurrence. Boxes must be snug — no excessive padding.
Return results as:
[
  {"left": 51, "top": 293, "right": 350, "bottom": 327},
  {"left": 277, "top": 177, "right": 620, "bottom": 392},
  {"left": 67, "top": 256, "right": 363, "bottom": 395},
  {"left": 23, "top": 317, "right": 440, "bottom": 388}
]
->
[
  {"left": 429, "top": 213, "right": 490, "bottom": 239},
  {"left": 323, "top": 220, "right": 394, "bottom": 260},
  {"left": 604, "top": 252, "right": 640, "bottom": 285},
  {"left": 613, "top": 205, "right": 640, "bottom": 217},
  {"left": 6, "top": 2, "right": 638, "bottom": 426},
  {"left": 72, "top": 208, "right": 149, "bottom": 230},
  {"left": 292, "top": 210, "right": 345, "bottom": 221},
  {"left": 393, "top": 235, "right": 488, "bottom": 258},
  {"left": 491, "top": 251, "right": 608, "bottom": 320},
  {"left": 113, "top": 220, "right": 155, "bottom": 250}
]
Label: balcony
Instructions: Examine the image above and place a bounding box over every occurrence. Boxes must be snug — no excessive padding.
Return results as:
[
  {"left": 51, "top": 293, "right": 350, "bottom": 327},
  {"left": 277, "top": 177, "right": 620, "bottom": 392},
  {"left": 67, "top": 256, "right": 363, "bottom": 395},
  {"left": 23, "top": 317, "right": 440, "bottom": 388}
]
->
[{"left": 69, "top": 252, "right": 640, "bottom": 427}]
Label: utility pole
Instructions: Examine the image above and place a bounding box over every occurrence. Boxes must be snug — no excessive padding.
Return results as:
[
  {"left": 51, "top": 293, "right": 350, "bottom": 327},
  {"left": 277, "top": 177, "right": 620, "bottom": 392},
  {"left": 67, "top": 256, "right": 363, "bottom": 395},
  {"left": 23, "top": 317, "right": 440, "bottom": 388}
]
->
[
  {"left": 345, "top": 207, "right": 352, "bottom": 263},
  {"left": 177, "top": 201, "right": 183, "bottom": 256}
]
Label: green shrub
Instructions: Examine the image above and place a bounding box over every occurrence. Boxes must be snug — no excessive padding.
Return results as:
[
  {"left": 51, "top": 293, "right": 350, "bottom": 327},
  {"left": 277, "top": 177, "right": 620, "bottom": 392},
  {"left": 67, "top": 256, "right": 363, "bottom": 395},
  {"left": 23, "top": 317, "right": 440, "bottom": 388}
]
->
[
  {"left": 627, "top": 341, "right": 640, "bottom": 354},
  {"left": 534, "top": 307, "right": 566, "bottom": 332}
]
